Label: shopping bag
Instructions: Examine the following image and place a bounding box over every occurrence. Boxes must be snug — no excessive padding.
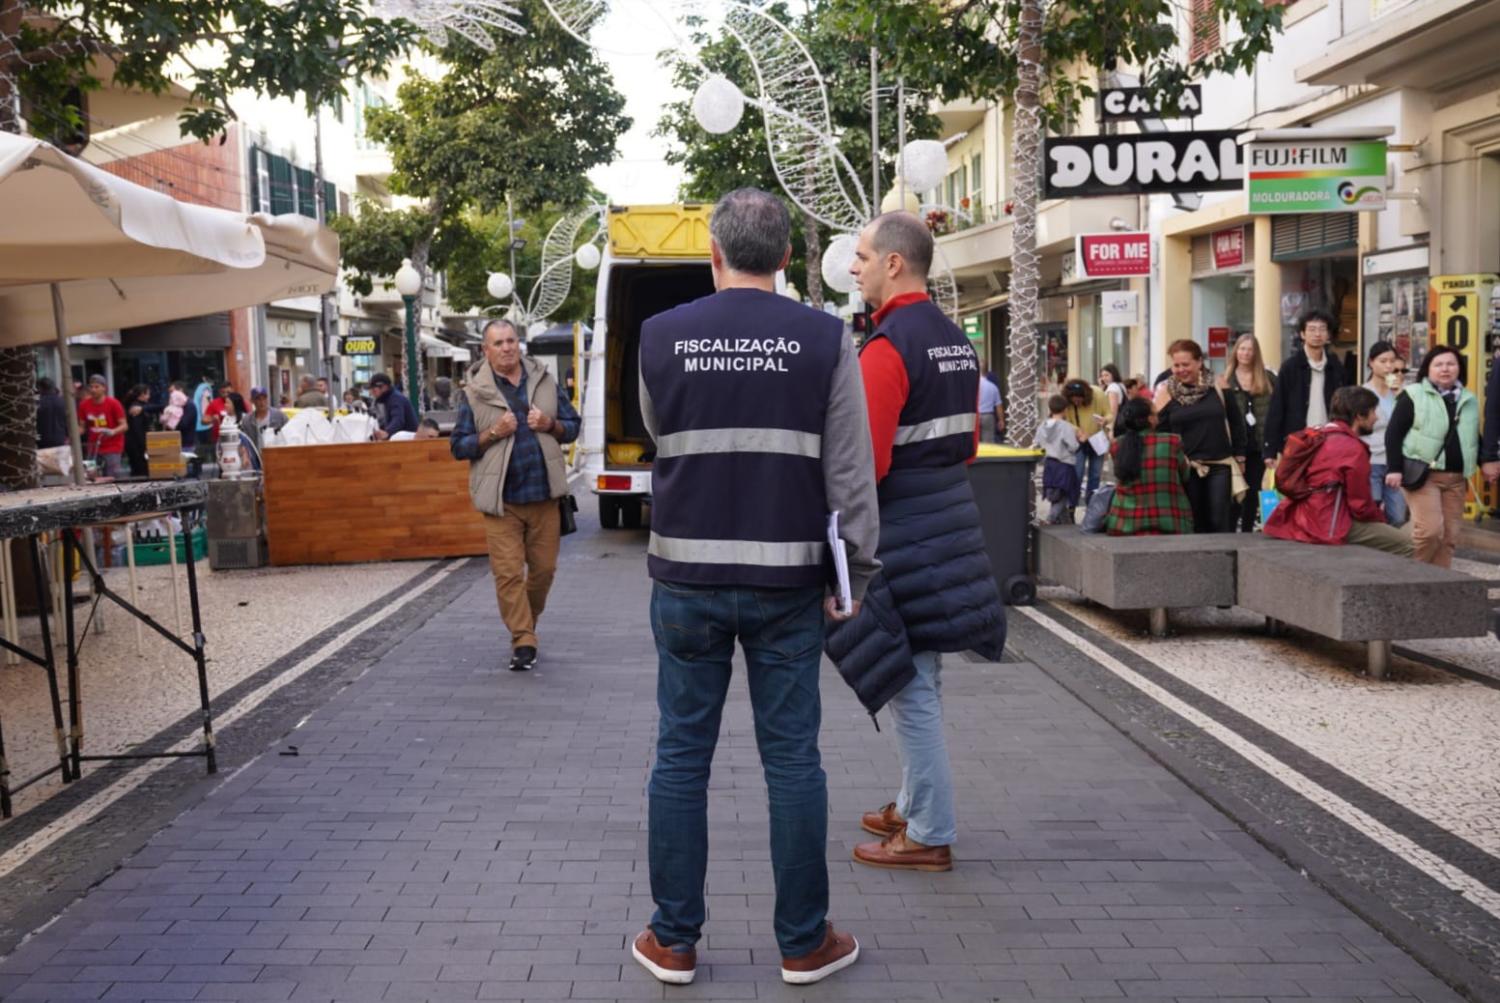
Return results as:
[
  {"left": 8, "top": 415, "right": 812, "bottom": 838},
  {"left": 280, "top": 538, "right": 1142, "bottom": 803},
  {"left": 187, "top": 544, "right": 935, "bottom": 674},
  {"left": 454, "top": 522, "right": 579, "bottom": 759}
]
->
[{"left": 1258, "top": 468, "right": 1281, "bottom": 528}]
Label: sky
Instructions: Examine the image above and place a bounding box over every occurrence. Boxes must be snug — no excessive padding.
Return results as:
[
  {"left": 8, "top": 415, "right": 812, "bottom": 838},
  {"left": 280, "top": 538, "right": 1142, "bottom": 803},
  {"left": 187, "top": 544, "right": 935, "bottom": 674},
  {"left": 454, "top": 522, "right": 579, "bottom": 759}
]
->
[{"left": 581, "top": 5, "right": 690, "bottom": 205}]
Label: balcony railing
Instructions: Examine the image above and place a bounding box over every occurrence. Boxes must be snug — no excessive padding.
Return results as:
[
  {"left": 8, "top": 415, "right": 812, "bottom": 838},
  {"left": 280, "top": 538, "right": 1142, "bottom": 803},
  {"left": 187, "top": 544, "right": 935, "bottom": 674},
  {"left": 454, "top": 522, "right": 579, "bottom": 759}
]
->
[{"left": 929, "top": 201, "right": 1009, "bottom": 237}]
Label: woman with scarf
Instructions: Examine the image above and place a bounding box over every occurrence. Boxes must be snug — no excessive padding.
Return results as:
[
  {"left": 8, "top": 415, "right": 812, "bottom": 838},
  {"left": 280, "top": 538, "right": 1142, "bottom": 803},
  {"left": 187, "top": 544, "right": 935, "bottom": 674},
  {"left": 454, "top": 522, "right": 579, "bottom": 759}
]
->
[
  {"left": 1385, "top": 344, "right": 1479, "bottom": 567},
  {"left": 1153, "top": 339, "right": 1246, "bottom": 533},
  {"left": 1216, "top": 334, "right": 1276, "bottom": 531}
]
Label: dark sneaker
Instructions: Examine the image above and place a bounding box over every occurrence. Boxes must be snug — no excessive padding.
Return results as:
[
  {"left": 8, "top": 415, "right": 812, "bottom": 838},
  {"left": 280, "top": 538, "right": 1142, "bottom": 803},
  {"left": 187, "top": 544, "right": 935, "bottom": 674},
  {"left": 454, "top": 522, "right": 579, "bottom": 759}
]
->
[
  {"left": 509, "top": 645, "right": 537, "bottom": 672},
  {"left": 631, "top": 929, "right": 696, "bottom": 985},
  {"left": 781, "top": 923, "right": 859, "bottom": 985}
]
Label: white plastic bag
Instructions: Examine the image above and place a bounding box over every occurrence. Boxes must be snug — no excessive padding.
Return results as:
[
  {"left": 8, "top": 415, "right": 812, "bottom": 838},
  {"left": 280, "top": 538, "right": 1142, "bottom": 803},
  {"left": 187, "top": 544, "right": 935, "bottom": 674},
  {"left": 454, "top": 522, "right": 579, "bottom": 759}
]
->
[{"left": 332, "top": 413, "right": 377, "bottom": 443}]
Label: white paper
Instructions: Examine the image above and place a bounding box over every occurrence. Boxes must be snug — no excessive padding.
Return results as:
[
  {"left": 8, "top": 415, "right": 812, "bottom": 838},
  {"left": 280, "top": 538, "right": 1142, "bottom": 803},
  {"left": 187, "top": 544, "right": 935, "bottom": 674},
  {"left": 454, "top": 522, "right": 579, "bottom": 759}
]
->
[
  {"left": 827, "top": 511, "right": 852, "bottom": 615},
  {"left": 1088, "top": 430, "right": 1110, "bottom": 455}
]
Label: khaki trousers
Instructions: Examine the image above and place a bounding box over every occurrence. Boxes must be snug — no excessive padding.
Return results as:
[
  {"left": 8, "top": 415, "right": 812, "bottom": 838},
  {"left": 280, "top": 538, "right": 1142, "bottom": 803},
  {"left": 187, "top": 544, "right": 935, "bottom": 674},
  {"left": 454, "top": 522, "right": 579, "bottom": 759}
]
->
[
  {"left": 482, "top": 499, "right": 560, "bottom": 649},
  {"left": 1344, "top": 519, "right": 1414, "bottom": 558},
  {"left": 1402, "top": 472, "right": 1468, "bottom": 568}
]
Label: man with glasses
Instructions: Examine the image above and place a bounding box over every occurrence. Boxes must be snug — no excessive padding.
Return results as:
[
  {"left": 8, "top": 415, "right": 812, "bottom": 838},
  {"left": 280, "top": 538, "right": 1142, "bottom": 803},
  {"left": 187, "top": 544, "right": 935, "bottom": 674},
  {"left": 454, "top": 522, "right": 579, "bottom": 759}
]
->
[{"left": 1265, "top": 309, "right": 1348, "bottom": 468}]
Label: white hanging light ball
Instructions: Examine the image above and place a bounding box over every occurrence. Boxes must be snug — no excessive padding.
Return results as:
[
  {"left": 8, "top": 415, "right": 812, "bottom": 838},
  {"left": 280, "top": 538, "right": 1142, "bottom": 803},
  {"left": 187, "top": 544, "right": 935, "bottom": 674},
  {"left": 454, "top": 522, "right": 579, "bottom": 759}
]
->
[
  {"left": 899, "top": 139, "right": 948, "bottom": 194},
  {"left": 486, "top": 271, "right": 514, "bottom": 300},
  {"left": 528, "top": 321, "right": 549, "bottom": 338},
  {"left": 821, "top": 233, "right": 859, "bottom": 295},
  {"left": 574, "top": 242, "right": 602, "bottom": 271},
  {"left": 692, "top": 74, "right": 745, "bottom": 135},
  {"left": 881, "top": 187, "right": 922, "bottom": 215}
]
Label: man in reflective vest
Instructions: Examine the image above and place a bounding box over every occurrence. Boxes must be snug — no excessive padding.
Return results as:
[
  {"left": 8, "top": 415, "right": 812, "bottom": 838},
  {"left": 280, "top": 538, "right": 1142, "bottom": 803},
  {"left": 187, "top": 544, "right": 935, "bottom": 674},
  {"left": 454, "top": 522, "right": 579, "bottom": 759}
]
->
[
  {"left": 631, "top": 187, "right": 880, "bottom": 987},
  {"left": 839, "top": 211, "right": 1006, "bottom": 872}
]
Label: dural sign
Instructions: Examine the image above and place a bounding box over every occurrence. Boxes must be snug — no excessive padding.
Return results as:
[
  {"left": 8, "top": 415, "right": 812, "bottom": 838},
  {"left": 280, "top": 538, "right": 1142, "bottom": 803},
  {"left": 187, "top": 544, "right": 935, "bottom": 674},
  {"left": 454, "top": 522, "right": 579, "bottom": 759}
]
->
[
  {"left": 1075, "top": 233, "right": 1152, "bottom": 278},
  {"left": 1044, "top": 131, "right": 1245, "bottom": 198}
]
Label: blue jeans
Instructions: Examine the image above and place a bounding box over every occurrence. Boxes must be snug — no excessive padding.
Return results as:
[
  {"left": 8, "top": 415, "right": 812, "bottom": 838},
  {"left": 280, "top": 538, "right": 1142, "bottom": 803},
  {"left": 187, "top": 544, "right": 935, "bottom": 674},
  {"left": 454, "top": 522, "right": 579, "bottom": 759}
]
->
[
  {"left": 1370, "top": 464, "right": 1409, "bottom": 526},
  {"left": 1075, "top": 447, "right": 1103, "bottom": 504},
  {"left": 886, "top": 651, "right": 957, "bottom": 847},
  {"left": 647, "top": 581, "right": 829, "bottom": 958}
]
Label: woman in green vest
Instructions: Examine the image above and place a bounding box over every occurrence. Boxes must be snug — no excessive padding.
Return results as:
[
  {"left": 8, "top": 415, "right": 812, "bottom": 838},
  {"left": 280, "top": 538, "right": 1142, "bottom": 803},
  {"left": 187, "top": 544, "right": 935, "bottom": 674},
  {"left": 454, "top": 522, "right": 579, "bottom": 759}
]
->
[{"left": 1384, "top": 345, "right": 1479, "bottom": 567}]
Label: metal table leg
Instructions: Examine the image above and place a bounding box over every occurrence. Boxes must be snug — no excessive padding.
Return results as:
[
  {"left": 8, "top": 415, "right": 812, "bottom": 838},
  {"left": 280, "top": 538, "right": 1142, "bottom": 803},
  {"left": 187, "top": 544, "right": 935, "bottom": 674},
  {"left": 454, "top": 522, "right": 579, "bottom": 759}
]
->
[
  {"left": 179, "top": 510, "right": 216, "bottom": 774},
  {"left": 63, "top": 531, "right": 82, "bottom": 779},
  {"left": 1368, "top": 640, "right": 1391, "bottom": 680}
]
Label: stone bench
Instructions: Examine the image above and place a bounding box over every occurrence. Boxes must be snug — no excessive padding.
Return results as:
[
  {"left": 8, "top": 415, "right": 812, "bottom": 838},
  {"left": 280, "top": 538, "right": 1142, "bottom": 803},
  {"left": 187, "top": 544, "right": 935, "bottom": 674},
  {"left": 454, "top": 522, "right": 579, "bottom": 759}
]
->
[
  {"left": 1237, "top": 540, "right": 1492, "bottom": 679},
  {"left": 1036, "top": 526, "right": 1263, "bottom": 637}
]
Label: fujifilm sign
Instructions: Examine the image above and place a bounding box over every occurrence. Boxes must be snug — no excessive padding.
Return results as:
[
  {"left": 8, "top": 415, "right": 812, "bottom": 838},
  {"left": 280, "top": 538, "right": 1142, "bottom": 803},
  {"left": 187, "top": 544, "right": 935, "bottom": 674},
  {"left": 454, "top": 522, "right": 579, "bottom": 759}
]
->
[{"left": 1043, "top": 131, "right": 1245, "bottom": 198}]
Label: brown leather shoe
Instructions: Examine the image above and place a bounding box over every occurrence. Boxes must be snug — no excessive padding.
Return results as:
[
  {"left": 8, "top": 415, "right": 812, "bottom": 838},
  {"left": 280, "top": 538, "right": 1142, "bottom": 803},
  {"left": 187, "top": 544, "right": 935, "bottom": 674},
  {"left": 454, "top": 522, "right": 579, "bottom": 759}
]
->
[
  {"left": 780, "top": 922, "right": 859, "bottom": 985},
  {"left": 860, "top": 801, "right": 906, "bottom": 837},
  {"left": 631, "top": 929, "right": 696, "bottom": 985},
  {"left": 853, "top": 830, "right": 953, "bottom": 872}
]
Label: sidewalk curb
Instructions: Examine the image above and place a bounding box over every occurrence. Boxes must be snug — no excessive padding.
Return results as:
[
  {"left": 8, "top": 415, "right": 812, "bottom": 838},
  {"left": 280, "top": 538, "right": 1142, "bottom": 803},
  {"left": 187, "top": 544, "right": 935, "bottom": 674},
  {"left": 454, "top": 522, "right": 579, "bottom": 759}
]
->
[{"left": 1011, "top": 604, "right": 1500, "bottom": 1003}]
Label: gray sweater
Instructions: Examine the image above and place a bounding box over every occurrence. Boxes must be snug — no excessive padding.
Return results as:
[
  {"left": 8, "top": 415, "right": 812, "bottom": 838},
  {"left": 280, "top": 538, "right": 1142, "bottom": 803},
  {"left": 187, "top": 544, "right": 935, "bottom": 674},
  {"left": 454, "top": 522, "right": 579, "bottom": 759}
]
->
[{"left": 640, "top": 332, "right": 882, "bottom": 599}]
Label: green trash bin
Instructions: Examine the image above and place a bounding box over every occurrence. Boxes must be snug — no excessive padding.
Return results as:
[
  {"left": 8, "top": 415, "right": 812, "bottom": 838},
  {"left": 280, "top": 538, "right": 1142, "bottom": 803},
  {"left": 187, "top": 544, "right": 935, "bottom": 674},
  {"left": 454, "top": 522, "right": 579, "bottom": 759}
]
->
[{"left": 968, "top": 444, "right": 1042, "bottom": 606}]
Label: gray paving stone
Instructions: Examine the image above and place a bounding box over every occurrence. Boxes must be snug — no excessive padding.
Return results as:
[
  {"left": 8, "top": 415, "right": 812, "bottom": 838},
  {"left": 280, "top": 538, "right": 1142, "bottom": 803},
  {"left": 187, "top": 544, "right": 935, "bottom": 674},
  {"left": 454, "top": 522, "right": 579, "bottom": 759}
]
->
[{"left": 0, "top": 526, "right": 1470, "bottom": 1001}]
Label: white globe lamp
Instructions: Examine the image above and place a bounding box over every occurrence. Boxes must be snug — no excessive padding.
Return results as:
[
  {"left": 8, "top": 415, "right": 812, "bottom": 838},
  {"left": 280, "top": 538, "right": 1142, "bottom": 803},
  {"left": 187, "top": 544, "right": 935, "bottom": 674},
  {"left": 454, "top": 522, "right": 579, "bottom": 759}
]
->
[
  {"left": 574, "top": 242, "right": 602, "bottom": 271},
  {"left": 881, "top": 187, "right": 922, "bottom": 215},
  {"left": 899, "top": 139, "right": 948, "bottom": 194},
  {"left": 486, "top": 271, "right": 514, "bottom": 300},
  {"left": 821, "top": 233, "right": 859, "bottom": 295},
  {"left": 394, "top": 258, "right": 422, "bottom": 298},
  {"left": 528, "top": 321, "right": 548, "bottom": 338},
  {"left": 693, "top": 74, "right": 746, "bottom": 135}
]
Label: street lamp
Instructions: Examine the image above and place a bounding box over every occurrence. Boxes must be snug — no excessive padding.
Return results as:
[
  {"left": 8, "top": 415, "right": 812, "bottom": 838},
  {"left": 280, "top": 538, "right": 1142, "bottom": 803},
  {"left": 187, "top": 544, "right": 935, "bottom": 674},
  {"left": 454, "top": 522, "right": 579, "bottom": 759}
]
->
[{"left": 394, "top": 257, "right": 422, "bottom": 407}]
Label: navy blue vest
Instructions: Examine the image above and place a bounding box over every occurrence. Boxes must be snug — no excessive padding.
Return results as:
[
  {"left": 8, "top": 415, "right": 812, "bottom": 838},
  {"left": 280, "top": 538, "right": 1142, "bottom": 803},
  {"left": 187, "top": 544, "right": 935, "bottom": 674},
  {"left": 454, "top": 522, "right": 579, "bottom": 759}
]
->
[
  {"left": 640, "top": 287, "right": 844, "bottom": 588},
  {"left": 867, "top": 300, "right": 979, "bottom": 470}
]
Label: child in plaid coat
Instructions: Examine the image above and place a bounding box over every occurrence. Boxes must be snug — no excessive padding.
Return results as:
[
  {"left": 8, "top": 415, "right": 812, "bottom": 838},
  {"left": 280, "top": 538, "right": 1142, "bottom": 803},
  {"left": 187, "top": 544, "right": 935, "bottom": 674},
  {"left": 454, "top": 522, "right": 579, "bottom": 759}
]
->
[
  {"left": 1105, "top": 398, "right": 1194, "bottom": 536},
  {"left": 1037, "top": 395, "right": 1082, "bottom": 524}
]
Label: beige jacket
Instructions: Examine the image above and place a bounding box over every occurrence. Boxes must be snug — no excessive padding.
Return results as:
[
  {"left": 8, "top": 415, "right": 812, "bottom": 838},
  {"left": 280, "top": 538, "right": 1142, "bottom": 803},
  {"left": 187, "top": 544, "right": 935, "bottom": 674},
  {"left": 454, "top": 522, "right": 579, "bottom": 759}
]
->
[{"left": 462, "top": 356, "right": 569, "bottom": 517}]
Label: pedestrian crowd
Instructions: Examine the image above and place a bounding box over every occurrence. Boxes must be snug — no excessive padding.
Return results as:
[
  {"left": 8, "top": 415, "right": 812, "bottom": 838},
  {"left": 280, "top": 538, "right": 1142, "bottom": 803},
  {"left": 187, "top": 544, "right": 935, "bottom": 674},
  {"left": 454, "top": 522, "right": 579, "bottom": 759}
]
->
[{"left": 1043, "top": 309, "right": 1500, "bottom": 569}]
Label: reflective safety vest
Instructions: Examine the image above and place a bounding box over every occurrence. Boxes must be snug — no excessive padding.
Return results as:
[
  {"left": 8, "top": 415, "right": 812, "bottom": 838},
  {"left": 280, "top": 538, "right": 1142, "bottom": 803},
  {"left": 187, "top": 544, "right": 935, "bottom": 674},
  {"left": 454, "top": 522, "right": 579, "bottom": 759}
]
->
[
  {"left": 640, "top": 287, "right": 844, "bottom": 588},
  {"left": 869, "top": 299, "right": 979, "bottom": 471}
]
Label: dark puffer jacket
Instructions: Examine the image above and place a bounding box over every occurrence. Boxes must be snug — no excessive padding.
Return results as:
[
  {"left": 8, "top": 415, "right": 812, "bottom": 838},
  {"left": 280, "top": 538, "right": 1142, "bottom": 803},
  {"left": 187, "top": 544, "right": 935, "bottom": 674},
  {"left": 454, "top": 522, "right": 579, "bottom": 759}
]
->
[{"left": 825, "top": 463, "right": 1007, "bottom": 716}]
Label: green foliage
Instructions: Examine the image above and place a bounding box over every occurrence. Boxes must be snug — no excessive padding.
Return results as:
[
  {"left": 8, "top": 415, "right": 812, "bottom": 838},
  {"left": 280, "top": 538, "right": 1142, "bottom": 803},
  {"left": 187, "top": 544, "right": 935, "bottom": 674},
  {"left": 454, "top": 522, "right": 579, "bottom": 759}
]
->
[
  {"left": 654, "top": 1, "right": 940, "bottom": 295},
  {"left": 442, "top": 203, "right": 604, "bottom": 322},
  {"left": 827, "top": 0, "right": 1284, "bottom": 128},
  {"left": 334, "top": 1, "right": 629, "bottom": 306},
  {"left": 10, "top": 0, "right": 416, "bottom": 141}
]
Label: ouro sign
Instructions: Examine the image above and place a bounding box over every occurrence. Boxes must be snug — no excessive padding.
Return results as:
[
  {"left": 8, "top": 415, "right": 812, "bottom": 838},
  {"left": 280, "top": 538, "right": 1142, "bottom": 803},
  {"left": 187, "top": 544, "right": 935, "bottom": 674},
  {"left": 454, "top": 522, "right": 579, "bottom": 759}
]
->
[{"left": 1043, "top": 131, "right": 1245, "bottom": 198}]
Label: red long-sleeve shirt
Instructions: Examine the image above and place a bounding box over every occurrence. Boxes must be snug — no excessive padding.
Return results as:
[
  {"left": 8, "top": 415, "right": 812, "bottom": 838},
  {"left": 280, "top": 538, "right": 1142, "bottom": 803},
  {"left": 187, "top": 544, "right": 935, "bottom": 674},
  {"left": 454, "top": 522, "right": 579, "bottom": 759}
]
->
[{"left": 859, "top": 292, "right": 982, "bottom": 482}]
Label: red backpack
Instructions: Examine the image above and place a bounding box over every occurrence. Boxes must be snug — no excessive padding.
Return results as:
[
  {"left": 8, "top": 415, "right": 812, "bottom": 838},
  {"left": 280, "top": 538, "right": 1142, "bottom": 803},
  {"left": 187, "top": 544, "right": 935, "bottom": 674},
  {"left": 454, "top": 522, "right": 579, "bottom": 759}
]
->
[{"left": 1275, "top": 425, "right": 1337, "bottom": 499}]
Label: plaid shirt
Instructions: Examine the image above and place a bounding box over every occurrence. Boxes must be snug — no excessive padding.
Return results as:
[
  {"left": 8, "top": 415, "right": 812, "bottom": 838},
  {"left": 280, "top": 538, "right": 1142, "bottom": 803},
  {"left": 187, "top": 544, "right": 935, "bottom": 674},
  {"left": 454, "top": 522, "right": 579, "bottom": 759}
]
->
[
  {"left": 451, "top": 366, "right": 581, "bottom": 505},
  {"left": 1105, "top": 432, "right": 1195, "bottom": 536}
]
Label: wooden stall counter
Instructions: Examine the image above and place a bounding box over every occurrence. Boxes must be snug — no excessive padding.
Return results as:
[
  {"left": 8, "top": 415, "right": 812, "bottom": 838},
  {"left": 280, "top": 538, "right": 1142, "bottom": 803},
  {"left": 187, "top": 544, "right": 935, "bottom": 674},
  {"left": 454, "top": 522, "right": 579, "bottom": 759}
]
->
[{"left": 263, "top": 440, "right": 487, "bottom": 565}]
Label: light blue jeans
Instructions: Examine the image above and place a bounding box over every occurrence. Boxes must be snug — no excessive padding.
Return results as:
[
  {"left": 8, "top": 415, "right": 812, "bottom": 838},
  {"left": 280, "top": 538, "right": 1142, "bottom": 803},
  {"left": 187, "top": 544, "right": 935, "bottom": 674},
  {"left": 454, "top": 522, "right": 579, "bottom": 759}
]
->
[
  {"left": 886, "top": 651, "right": 957, "bottom": 847},
  {"left": 1369, "top": 464, "right": 1410, "bottom": 526}
]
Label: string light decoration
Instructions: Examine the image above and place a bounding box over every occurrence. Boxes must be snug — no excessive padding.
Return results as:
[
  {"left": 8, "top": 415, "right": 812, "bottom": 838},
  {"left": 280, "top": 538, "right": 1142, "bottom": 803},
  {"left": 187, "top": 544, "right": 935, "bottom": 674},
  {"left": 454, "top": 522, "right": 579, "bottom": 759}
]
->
[
  {"left": 370, "top": 0, "right": 526, "bottom": 50},
  {"left": 521, "top": 203, "right": 607, "bottom": 325},
  {"left": 1005, "top": 0, "right": 1045, "bottom": 450}
]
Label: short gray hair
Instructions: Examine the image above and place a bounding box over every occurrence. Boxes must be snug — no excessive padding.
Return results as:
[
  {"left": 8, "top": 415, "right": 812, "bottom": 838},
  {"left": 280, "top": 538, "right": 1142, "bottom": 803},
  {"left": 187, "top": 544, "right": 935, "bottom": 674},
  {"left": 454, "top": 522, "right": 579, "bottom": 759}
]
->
[
  {"left": 482, "top": 318, "right": 521, "bottom": 342},
  {"left": 869, "top": 212, "right": 933, "bottom": 280},
  {"left": 710, "top": 188, "right": 791, "bottom": 275}
]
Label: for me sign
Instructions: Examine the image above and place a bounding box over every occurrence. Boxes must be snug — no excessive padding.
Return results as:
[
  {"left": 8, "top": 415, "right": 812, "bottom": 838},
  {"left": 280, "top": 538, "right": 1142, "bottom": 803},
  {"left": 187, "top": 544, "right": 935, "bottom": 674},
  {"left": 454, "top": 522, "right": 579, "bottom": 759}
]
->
[{"left": 1076, "top": 233, "right": 1152, "bottom": 278}]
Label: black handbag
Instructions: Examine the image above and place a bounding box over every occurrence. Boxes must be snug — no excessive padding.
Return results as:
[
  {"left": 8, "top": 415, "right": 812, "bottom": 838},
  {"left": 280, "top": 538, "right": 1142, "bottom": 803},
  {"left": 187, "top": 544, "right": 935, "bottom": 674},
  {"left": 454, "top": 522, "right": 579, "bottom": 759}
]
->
[
  {"left": 559, "top": 494, "right": 579, "bottom": 536},
  {"left": 1401, "top": 457, "right": 1430, "bottom": 491}
]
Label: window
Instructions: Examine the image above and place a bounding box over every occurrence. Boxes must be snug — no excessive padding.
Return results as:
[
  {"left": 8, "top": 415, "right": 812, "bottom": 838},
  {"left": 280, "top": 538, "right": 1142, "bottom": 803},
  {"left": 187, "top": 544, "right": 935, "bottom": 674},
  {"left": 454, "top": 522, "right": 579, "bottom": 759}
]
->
[
  {"left": 250, "top": 146, "right": 337, "bottom": 220},
  {"left": 1189, "top": 0, "right": 1221, "bottom": 61},
  {"left": 969, "top": 153, "right": 983, "bottom": 211}
]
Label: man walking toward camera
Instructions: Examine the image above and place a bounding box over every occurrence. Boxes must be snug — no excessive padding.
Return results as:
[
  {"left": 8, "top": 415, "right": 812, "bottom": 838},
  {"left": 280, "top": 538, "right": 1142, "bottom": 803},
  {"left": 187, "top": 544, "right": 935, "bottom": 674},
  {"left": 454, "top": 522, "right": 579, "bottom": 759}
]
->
[
  {"left": 630, "top": 188, "right": 879, "bottom": 987},
  {"left": 827, "top": 210, "right": 1006, "bottom": 873},
  {"left": 451, "top": 319, "right": 581, "bottom": 672}
]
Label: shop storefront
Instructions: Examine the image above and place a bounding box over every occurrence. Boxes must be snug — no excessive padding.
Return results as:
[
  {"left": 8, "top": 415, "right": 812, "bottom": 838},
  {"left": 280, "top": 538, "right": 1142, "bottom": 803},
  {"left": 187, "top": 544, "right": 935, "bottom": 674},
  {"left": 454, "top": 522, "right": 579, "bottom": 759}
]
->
[
  {"left": 1270, "top": 214, "right": 1360, "bottom": 367},
  {"left": 1361, "top": 245, "right": 1430, "bottom": 367},
  {"left": 113, "top": 313, "right": 230, "bottom": 406},
  {"left": 265, "top": 312, "right": 315, "bottom": 405},
  {"left": 1191, "top": 225, "right": 1255, "bottom": 377}
]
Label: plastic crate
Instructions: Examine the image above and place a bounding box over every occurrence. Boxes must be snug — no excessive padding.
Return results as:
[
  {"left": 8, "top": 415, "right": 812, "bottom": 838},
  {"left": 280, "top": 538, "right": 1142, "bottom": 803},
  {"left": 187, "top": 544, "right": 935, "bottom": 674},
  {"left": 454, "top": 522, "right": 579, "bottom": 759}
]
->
[{"left": 130, "top": 525, "right": 207, "bottom": 566}]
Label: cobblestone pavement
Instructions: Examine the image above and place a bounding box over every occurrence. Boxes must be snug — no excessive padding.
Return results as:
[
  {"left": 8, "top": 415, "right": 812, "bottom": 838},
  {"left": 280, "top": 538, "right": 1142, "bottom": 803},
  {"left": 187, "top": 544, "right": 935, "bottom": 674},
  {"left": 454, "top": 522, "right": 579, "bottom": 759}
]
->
[{"left": 0, "top": 510, "right": 1479, "bottom": 1001}]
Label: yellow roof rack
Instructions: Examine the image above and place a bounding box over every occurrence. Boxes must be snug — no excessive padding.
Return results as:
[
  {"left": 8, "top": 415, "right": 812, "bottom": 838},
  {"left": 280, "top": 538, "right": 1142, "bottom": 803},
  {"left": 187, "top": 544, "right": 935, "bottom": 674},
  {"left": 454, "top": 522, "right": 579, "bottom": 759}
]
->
[{"left": 608, "top": 204, "right": 712, "bottom": 258}]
